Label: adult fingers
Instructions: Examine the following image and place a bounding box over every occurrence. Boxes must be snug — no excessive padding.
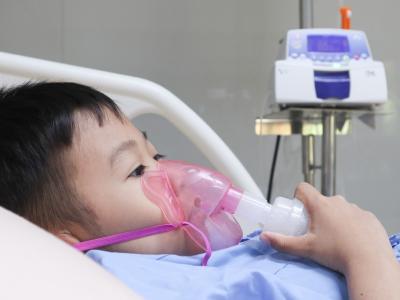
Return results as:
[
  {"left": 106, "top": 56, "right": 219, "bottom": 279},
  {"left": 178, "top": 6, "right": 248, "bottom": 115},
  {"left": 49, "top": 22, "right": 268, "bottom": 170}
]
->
[
  {"left": 293, "top": 182, "right": 323, "bottom": 216},
  {"left": 261, "top": 231, "right": 313, "bottom": 258}
]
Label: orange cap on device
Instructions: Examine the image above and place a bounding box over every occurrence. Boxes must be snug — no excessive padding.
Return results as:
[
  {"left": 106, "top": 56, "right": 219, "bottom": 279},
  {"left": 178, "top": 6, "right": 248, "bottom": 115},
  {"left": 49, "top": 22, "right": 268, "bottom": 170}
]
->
[{"left": 340, "top": 6, "right": 352, "bottom": 29}]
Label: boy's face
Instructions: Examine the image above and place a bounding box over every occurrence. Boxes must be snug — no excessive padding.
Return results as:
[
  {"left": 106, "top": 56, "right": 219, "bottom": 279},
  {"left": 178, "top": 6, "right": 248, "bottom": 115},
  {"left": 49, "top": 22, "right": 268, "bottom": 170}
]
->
[{"left": 67, "top": 111, "right": 199, "bottom": 255}]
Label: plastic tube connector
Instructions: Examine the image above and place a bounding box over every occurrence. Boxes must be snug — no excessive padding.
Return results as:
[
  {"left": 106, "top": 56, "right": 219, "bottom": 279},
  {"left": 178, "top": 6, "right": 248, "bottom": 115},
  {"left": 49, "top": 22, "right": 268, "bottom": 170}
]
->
[
  {"left": 263, "top": 197, "right": 308, "bottom": 236},
  {"left": 233, "top": 192, "right": 308, "bottom": 236}
]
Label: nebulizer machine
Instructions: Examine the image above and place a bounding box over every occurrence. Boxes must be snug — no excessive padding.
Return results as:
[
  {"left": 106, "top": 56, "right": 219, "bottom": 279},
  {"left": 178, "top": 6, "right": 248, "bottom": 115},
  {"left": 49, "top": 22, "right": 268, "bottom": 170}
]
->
[
  {"left": 74, "top": 160, "right": 308, "bottom": 266},
  {"left": 275, "top": 28, "right": 387, "bottom": 105}
]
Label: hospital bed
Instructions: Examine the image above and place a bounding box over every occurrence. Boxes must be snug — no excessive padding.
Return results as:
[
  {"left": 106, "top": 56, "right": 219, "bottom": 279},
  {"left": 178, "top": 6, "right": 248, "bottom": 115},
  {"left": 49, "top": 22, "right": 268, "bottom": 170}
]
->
[{"left": 0, "top": 52, "right": 263, "bottom": 299}]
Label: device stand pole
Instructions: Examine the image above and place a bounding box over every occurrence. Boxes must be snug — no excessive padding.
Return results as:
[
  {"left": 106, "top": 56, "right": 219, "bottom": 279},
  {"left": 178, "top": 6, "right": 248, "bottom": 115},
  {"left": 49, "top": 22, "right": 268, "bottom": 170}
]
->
[
  {"left": 300, "top": 0, "right": 314, "bottom": 28},
  {"left": 302, "top": 135, "right": 315, "bottom": 185},
  {"left": 299, "top": 0, "right": 315, "bottom": 185},
  {"left": 321, "top": 111, "right": 336, "bottom": 196}
]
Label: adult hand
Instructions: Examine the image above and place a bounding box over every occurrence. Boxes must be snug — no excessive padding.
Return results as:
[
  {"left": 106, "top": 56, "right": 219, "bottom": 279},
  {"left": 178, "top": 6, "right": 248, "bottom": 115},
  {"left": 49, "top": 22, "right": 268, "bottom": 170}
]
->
[
  {"left": 260, "top": 183, "right": 400, "bottom": 300},
  {"left": 261, "top": 183, "right": 393, "bottom": 273}
]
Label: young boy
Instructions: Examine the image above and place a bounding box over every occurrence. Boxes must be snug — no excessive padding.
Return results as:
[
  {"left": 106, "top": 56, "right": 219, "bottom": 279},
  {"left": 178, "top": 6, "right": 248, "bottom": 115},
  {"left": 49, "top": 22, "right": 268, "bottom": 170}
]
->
[
  {"left": 0, "top": 81, "right": 200, "bottom": 256},
  {"left": 0, "top": 82, "right": 399, "bottom": 300}
]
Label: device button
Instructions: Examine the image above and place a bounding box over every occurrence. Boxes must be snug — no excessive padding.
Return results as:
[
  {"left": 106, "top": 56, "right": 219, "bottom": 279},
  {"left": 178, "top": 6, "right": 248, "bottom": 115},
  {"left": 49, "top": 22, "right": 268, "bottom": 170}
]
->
[
  {"left": 291, "top": 52, "right": 299, "bottom": 58},
  {"left": 342, "top": 55, "right": 350, "bottom": 61},
  {"left": 291, "top": 40, "right": 302, "bottom": 49},
  {"left": 361, "top": 53, "right": 368, "bottom": 59},
  {"left": 353, "top": 55, "right": 360, "bottom": 60}
]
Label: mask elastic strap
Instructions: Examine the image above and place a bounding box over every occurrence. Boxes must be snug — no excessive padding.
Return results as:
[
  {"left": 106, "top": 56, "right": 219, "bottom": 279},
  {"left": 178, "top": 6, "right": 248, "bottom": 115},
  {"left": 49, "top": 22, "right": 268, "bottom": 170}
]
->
[
  {"left": 73, "top": 223, "right": 177, "bottom": 252},
  {"left": 181, "top": 221, "right": 211, "bottom": 266},
  {"left": 73, "top": 221, "right": 212, "bottom": 266}
]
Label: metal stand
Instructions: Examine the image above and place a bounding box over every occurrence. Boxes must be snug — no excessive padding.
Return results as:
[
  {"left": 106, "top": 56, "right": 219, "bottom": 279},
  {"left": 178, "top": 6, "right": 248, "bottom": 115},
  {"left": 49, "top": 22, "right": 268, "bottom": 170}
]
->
[
  {"left": 255, "top": 106, "right": 379, "bottom": 195},
  {"left": 300, "top": 0, "right": 314, "bottom": 28},
  {"left": 300, "top": 111, "right": 338, "bottom": 195},
  {"left": 321, "top": 111, "right": 336, "bottom": 195},
  {"left": 302, "top": 135, "right": 315, "bottom": 185},
  {"left": 300, "top": 0, "right": 335, "bottom": 195}
]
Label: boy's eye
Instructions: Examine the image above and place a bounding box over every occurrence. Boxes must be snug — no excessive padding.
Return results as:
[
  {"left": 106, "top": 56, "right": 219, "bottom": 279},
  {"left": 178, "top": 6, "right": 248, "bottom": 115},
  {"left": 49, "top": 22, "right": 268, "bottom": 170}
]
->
[
  {"left": 128, "top": 155, "right": 165, "bottom": 178},
  {"left": 128, "top": 165, "right": 146, "bottom": 178},
  {"left": 153, "top": 154, "right": 165, "bottom": 161}
]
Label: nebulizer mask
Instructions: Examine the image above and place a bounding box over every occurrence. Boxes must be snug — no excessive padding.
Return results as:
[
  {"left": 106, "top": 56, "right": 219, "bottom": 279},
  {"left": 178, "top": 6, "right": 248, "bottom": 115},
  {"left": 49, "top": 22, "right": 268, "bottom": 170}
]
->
[{"left": 74, "top": 160, "right": 308, "bottom": 266}]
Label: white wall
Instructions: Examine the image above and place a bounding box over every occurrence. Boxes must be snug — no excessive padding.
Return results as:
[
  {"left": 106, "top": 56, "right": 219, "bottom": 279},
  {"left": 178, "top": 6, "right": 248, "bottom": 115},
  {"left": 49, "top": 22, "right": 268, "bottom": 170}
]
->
[{"left": 1, "top": 0, "right": 399, "bottom": 233}]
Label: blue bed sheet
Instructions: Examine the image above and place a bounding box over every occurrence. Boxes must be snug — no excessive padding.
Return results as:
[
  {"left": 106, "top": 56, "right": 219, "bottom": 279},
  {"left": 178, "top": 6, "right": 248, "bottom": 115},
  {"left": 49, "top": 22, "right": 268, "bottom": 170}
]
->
[
  {"left": 87, "top": 232, "right": 400, "bottom": 299},
  {"left": 87, "top": 231, "right": 354, "bottom": 299}
]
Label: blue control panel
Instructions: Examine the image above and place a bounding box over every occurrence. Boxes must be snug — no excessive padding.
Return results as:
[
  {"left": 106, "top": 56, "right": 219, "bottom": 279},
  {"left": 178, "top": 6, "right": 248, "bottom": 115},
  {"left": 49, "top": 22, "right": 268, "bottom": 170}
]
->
[{"left": 287, "top": 29, "right": 371, "bottom": 64}]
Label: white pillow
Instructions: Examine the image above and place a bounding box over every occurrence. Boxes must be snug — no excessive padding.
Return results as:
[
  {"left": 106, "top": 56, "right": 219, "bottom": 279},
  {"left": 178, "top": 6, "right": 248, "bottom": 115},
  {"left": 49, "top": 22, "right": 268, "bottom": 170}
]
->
[{"left": 0, "top": 207, "right": 141, "bottom": 300}]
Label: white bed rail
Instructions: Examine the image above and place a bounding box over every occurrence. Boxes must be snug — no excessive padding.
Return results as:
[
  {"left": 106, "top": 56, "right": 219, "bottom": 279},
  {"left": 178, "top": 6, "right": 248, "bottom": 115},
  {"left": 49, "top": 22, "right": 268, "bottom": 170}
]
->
[{"left": 0, "top": 52, "right": 263, "bottom": 198}]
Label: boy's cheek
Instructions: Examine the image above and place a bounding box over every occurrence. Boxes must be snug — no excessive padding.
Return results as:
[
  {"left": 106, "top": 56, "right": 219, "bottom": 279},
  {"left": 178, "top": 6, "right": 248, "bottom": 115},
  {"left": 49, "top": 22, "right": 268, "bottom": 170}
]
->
[{"left": 108, "top": 193, "right": 163, "bottom": 230}]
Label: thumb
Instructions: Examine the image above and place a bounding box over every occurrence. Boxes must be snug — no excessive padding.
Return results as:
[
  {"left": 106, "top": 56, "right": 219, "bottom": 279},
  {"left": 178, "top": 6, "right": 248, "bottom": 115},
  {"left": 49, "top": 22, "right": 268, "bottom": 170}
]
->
[{"left": 261, "top": 231, "right": 311, "bottom": 258}]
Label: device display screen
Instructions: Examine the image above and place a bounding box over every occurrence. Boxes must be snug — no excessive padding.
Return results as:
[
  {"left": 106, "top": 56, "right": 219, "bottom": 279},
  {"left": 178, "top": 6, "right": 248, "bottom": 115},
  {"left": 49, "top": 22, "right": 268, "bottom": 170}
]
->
[{"left": 307, "top": 35, "right": 349, "bottom": 52}]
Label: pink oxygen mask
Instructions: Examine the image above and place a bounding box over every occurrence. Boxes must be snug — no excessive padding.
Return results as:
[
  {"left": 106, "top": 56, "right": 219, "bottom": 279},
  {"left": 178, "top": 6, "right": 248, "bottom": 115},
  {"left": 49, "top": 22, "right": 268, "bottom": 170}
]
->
[{"left": 141, "top": 160, "right": 243, "bottom": 252}]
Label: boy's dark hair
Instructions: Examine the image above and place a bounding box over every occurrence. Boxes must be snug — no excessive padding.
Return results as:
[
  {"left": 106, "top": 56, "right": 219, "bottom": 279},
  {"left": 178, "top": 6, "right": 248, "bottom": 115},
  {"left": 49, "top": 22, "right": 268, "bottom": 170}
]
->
[{"left": 0, "top": 82, "right": 123, "bottom": 232}]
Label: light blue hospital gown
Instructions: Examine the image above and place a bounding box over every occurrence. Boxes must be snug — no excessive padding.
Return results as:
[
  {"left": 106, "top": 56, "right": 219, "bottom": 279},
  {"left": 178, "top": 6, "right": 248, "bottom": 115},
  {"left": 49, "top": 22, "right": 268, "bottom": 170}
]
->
[{"left": 87, "top": 231, "right": 400, "bottom": 300}]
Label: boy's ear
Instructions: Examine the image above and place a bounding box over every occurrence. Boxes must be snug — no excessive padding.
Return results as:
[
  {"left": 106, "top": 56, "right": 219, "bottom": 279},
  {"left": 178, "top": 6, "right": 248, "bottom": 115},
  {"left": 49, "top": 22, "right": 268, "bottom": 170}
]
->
[{"left": 55, "top": 230, "right": 81, "bottom": 245}]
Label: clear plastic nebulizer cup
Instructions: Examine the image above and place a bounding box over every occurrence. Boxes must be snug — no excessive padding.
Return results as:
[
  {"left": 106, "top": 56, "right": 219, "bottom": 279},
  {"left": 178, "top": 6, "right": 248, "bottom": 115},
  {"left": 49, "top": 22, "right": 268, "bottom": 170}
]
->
[{"left": 231, "top": 191, "right": 309, "bottom": 236}]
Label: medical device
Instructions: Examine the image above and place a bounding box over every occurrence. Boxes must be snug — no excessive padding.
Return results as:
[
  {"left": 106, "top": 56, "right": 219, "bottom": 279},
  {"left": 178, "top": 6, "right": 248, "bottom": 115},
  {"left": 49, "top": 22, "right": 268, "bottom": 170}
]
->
[
  {"left": 234, "top": 195, "right": 308, "bottom": 236},
  {"left": 143, "top": 160, "right": 307, "bottom": 246},
  {"left": 74, "top": 160, "right": 308, "bottom": 266},
  {"left": 275, "top": 28, "right": 387, "bottom": 105}
]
